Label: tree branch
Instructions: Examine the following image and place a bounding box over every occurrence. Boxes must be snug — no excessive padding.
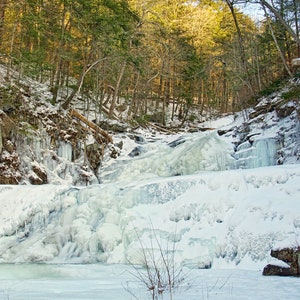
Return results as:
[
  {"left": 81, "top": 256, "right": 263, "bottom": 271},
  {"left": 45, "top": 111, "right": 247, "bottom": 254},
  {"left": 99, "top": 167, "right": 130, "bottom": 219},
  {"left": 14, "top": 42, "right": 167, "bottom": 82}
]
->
[{"left": 62, "top": 57, "right": 109, "bottom": 110}]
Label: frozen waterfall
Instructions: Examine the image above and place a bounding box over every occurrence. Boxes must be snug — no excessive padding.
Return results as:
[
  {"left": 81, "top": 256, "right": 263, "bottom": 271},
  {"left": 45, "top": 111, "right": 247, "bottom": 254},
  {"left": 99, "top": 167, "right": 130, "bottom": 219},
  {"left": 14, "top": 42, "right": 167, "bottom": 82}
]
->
[
  {"left": 234, "top": 138, "right": 278, "bottom": 169},
  {"left": 57, "top": 141, "right": 73, "bottom": 161},
  {"left": 99, "top": 131, "right": 279, "bottom": 183},
  {"left": 1, "top": 125, "right": 298, "bottom": 269},
  {"left": 0, "top": 164, "right": 299, "bottom": 269}
]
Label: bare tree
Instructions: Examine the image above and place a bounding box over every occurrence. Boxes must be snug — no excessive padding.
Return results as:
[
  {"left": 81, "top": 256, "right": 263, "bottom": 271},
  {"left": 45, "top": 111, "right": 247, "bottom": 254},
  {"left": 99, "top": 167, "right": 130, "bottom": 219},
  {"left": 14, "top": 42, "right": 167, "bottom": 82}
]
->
[
  {"left": 261, "top": 4, "right": 293, "bottom": 77},
  {"left": 224, "top": 0, "right": 254, "bottom": 95}
]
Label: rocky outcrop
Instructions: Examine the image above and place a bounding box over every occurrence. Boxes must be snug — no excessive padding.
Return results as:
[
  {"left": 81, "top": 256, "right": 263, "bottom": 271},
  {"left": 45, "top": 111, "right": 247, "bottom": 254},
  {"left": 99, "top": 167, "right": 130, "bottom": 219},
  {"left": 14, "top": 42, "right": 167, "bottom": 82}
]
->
[
  {"left": 86, "top": 142, "right": 104, "bottom": 171},
  {"left": 0, "top": 111, "right": 21, "bottom": 184},
  {"left": 0, "top": 92, "right": 114, "bottom": 185},
  {"left": 29, "top": 163, "right": 48, "bottom": 185},
  {"left": 263, "top": 247, "right": 300, "bottom": 276}
]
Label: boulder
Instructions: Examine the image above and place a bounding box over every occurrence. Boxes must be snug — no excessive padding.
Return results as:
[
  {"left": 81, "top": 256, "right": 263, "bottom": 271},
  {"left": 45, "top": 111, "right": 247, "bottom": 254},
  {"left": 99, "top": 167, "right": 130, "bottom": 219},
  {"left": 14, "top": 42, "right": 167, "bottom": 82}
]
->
[
  {"left": 31, "top": 163, "right": 48, "bottom": 184},
  {"left": 276, "top": 104, "right": 296, "bottom": 118},
  {"left": 263, "top": 264, "right": 297, "bottom": 276},
  {"left": 128, "top": 145, "right": 145, "bottom": 157},
  {"left": 263, "top": 247, "right": 300, "bottom": 276},
  {"left": 86, "top": 143, "right": 103, "bottom": 171}
]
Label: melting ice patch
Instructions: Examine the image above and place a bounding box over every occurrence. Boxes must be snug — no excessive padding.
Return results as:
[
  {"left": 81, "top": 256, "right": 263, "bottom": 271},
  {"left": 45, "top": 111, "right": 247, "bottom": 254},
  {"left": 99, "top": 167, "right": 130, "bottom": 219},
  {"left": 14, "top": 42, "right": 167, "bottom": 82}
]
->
[{"left": 0, "top": 165, "right": 299, "bottom": 269}]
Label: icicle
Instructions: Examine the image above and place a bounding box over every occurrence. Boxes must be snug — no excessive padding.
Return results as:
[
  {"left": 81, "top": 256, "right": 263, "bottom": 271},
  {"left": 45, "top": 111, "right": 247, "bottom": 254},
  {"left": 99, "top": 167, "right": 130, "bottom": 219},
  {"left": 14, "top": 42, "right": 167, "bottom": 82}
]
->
[
  {"left": 57, "top": 141, "right": 73, "bottom": 161},
  {"left": 234, "top": 138, "right": 278, "bottom": 169}
]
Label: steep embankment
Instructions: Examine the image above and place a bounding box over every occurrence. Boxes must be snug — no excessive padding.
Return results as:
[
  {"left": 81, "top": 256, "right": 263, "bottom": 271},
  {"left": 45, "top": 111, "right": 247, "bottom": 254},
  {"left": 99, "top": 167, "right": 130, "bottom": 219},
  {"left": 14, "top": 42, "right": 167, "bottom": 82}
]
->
[
  {"left": 0, "top": 66, "right": 113, "bottom": 185},
  {"left": 224, "top": 81, "right": 300, "bottom": 166}
]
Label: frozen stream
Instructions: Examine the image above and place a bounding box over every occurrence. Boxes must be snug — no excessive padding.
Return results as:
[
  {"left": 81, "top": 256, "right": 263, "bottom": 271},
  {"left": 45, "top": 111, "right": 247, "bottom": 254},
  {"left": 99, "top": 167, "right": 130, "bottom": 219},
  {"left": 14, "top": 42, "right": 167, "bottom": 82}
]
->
[{"left": 0, "top": 264, "right": 299, "bottom": 299}]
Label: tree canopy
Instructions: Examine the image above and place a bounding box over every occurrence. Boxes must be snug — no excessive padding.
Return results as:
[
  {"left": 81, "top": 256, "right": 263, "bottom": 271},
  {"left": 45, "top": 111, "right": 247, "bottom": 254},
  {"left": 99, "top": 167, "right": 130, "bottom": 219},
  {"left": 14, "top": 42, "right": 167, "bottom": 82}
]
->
[{"left": 0, "top": 0, "right": 299, "bottom": 124}]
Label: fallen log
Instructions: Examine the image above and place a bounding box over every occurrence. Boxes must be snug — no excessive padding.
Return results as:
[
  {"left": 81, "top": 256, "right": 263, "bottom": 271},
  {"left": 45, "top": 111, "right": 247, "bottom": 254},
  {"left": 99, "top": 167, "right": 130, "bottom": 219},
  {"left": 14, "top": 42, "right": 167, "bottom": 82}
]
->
[
  {"left": 69, "top": 108, "right": 113, "bottom": 144},
  {"left": 147, "top": 122, "right": 176, "bottom": 134}
]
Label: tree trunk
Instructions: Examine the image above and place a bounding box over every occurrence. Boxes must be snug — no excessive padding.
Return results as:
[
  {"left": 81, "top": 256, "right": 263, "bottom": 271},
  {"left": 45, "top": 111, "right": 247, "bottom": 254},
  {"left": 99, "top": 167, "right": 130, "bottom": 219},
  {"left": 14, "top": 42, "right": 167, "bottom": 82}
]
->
[
  {"left": 7, "top": 21, "right": 18, "bottom": 79},
  {"left": 225, "top": 0, "right": 254, "bottom": 94},
  {"left": 69, "top": 108, "right": 113, "bottom": 143},
  {"left": 292, "top": 0, "right": 300, "bottom": 56},
  {"left": 109, "top": 61, "right": 126, "bottom": 117},
  {"left": 262, "top": 5, "right": 293, "bottom": 77},
  {"left": 128, "top": 71, "right": 140, "bottom": 117},
  {"left": 51, "top": 59, "right": 63, "bottom": 104},
  {"left": 0, "top": 0, "right": 7, "bottom": 47}
]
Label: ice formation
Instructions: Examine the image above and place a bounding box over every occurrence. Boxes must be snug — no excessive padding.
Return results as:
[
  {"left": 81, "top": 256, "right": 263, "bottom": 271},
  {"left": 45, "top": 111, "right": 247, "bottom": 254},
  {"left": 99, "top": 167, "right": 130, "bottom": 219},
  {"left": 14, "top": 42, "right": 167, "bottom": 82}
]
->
[{"left": 0, "top": 163, "right": 299, "bottom": 269}]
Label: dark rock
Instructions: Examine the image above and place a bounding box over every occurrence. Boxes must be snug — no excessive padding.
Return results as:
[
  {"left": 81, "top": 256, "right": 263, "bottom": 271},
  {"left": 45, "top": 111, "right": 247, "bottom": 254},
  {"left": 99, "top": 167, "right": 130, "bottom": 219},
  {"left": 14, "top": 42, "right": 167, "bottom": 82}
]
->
[
  {"left": 249, "top": 104, "right": 275, "bottom": 119},
  {"left": 276, "top": 105, "right": 296, "bottom": 118},
  {"left": 263, "top": 247, "right": 300, "bottom": 276},
  {"left": 115, "top": 141, "right": 123, "bottom": 150},
  {"left": 271, "top": 248, "right": 296, "bottom": 263},
  {"left": 218, "top": 129, "right": 231, "bottom": 136},
  {"left": 167, "top": 137, "right": 185, "bottom": 148},
  {"left": 86, "top": 143, "right": 103, "bottom": 171},
  {"left": 134, "top": 135, "right": 146, "bottom": 144},
  {"left": 29, "top": 174, "right": 44, "bottom": 185},
  {"left": 128, "top": 146, "right": 145, "bottom": 157},
  {"left": 110, "top": 145, "right": 120, "bottom": 159},
  {"left": 30, "top": 163, "right": 48, "bottom": 185},
  {"left": 262, "top": 264, "right": 294, "bottom": 276},
  {"left": 32, "top": 164, "right": 48, "bottom": 184}
]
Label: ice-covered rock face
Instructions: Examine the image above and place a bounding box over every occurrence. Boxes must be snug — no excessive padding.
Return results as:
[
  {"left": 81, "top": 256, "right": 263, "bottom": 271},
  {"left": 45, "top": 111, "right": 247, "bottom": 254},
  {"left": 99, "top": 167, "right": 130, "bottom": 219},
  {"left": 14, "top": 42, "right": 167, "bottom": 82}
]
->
[
  {"left": 57, "top": 141, "right": 73, "bottom": 161},
  {"left": 0, "top": 165, "right": 299, "bottom": 269},
  {"left": 233, "top": 138, "right": 278, "bottom": 169},
  {"left": 99, "top": 129, "right": 281, "bottom": 183},
  {"left": 100, "top": 132, "right": 234, "bottom": 183}
]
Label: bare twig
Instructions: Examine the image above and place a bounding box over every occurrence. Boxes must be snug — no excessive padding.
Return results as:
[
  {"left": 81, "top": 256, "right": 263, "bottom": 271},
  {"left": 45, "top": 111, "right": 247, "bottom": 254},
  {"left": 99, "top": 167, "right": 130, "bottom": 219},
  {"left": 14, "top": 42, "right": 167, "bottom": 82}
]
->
[{"left": 125, "top": 224, "right": 189, "bottom": 300}]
